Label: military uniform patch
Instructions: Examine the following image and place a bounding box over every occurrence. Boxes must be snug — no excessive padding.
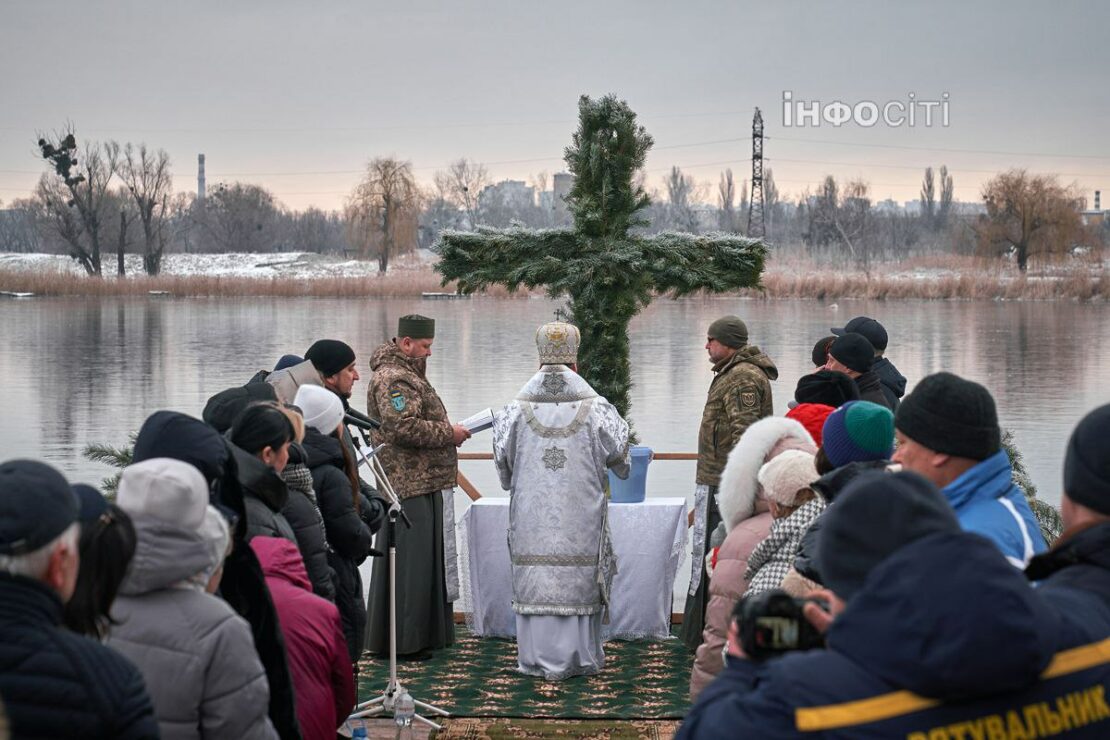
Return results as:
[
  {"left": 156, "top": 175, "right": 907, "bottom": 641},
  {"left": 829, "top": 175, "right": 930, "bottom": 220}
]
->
[
  {"left": 389, "top": 388, "right": 406, "bottom": 412},
  {"left": 740, "top": 391, "right": 757, "bottom": 408}
]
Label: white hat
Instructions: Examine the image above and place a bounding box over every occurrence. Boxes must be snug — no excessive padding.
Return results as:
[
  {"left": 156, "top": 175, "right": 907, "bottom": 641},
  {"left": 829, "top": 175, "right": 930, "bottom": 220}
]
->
[
  {"left": 294, "top": 384, "right": 345, "bottom": 435},
  {"left": 757, "top": 450, "right": 819, "bottom": 507},
  {"left": 117, "top": 458, "right": 209, "bottom": 530},
  {"left": 536, "top": 321, "right": 580, "bottom": 365}
]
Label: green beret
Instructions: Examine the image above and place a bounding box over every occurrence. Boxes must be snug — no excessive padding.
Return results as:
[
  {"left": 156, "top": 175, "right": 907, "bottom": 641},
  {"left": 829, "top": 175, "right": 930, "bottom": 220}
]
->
[
  {"left": 398, "top": 314, "right": 435, "bottom": 340},
  {"left": 708, "top": 316, "right": 748, "bottom": 349}
]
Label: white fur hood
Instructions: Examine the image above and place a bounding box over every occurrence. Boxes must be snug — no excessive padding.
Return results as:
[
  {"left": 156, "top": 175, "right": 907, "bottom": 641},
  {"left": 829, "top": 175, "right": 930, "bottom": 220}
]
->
[{"left": 717, "top": 416, "right": 817, "bottom": 532}]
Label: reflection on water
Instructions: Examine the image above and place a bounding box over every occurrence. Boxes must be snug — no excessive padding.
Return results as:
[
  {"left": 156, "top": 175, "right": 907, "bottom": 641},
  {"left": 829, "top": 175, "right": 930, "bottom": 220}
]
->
[{"left": 3, "top": 295, "right": 1107, "bottom": 599}]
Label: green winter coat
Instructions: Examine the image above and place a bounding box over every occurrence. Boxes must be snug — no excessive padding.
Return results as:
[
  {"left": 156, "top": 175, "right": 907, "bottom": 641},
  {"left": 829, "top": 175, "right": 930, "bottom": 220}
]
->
[
  {"left": 367, "top": 341, "right": 458, "bottom": 499},
  {"left": 696, "top": 345, "right": 778, "bottom": 486}
]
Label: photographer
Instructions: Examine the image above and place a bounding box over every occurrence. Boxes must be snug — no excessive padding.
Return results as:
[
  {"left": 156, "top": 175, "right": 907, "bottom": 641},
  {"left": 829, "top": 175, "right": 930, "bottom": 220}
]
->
[{"left": 679, "top": 472, "right": 1110, "bottom": 739}]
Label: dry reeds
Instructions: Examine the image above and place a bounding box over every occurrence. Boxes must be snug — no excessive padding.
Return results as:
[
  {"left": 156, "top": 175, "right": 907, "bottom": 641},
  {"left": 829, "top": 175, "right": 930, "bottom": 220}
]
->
[{"left": 0, "top": 259, "right": 1103, "bottom": 301}]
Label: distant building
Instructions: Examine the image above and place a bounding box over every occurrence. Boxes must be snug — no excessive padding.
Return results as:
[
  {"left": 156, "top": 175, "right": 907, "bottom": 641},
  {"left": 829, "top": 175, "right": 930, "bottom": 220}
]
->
[
  {"left": 1081, "top": 190, "right": 1105, "bottom": 227},
  {"left": 903, "top": 200, "right": 923, "bottom": 216},
  {"left": 478, "top": 179, "right": 535, "bottom": 211},
  {"left": 874, "top": 198, "right": 901, "bottom": 214}
]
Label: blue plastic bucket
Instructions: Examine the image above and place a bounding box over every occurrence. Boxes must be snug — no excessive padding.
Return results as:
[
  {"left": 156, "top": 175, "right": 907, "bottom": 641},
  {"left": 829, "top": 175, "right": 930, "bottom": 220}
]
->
[{"left": 609, "top": 446, "right": 652, "bottom": 503}]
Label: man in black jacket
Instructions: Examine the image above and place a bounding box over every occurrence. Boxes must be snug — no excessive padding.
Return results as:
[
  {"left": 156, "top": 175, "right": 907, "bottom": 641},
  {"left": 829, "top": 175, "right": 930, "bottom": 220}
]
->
[
  {"left": 0, "top": 459, "right": 158, "bottom": 739},
  {"left": 832, "top": 316, "right": 906, "bottom": 410},
  {"left": 1027, "top": 404, "right": 1110, "bottom": 629}
]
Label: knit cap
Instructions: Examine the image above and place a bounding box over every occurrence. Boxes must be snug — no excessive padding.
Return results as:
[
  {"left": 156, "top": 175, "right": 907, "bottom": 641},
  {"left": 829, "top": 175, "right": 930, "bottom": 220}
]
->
[
  {"left": 293, "top": 384, "right": 345, "bottom": 435},
  {"left": 1063, "top": 404, "right": 1110, "bottom": 515},
  {"left": 304, "top": 339, "right": 356, "bottom": 378},
  {"left": 757, "top": 450, "right": 819, "bottom": 507},
  {"left": 894, "top": 372, "right": 1000, "bottom": 461},
  {"left": 794, "top": 370, "right": 860, "bottom": 408},
  {"left": 821, "top": 400, "right": 895, "bottom": 468},
  {"left": 707, "top": 316, "right": 748, "bottom": 349},
  {"left": 786, "top": 403, "right": 836, "bottom": 447},
  {"left": 116, "top": 458, "right": 209, "bottom": 530},
  {"left": 828, "top": 333, "right": 876, "bottom": 374}
]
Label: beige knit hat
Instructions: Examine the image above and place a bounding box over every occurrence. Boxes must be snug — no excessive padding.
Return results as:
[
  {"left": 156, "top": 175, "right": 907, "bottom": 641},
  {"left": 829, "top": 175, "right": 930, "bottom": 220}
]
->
[
  {"left": 535, "top": 321, "right": 580, "bottom": 365},
  {"left": 757, "top": 450, "right": 819, "bottom": 507}
]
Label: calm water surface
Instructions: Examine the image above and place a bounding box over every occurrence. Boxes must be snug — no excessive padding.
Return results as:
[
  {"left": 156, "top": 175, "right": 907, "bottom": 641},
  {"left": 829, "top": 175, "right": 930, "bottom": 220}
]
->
[{"left": 3, "top": 296, "right": 1107, "bottom": 600}]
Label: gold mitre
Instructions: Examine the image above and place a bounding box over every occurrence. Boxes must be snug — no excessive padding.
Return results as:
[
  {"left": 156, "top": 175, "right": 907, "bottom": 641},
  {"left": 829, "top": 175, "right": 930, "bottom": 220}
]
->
[{"left": 535, "top": 321, "right": 580, "bottom": 365}]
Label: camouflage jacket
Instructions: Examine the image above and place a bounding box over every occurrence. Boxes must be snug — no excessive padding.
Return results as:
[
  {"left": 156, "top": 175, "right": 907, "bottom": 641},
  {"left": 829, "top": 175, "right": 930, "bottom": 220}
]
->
[
  {"left": 367, "top": 342, "right": 458, "bottom": 499},
  {"left": 696, "top": 345, "right": 778, "bottom": 486}
]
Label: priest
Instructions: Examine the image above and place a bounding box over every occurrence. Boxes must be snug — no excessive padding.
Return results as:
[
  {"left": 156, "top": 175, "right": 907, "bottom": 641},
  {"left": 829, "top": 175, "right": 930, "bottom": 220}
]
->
[{"left": 492, "top": 320, "right": 631, "bottom": 680}]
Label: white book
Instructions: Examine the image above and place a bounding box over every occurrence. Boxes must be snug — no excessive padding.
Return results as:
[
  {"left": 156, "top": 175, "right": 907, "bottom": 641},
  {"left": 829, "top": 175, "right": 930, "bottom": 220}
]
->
[{"left": 460, "top": 408, "right": 495, "bottom": 434}]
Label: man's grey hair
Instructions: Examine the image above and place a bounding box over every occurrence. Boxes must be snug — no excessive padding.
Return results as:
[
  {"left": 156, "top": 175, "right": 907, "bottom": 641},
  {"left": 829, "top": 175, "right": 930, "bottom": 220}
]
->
[{"left": 0, "top": 523, "right": 80, "bottom": 581}]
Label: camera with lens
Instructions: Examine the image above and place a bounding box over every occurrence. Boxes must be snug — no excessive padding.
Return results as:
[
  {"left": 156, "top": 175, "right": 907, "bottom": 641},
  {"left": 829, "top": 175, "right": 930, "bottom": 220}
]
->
[{"left": 734, "top": 588, "right": 827, "bottom": 661}]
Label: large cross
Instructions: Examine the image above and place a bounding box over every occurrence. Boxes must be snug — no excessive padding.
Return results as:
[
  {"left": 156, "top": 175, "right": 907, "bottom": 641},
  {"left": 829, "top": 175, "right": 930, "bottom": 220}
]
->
[{"left": 435, "top": 95, "right": 767, "bottom": 424}]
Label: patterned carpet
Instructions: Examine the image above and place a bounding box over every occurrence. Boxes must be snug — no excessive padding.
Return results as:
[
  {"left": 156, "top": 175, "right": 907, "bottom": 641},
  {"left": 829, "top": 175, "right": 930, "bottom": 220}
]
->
[
  {"left": 356, "top": 626, "right": 691, "bottom": 719},
  {"left": 433, "top": 718, "right": 681, "bottom": 739}
]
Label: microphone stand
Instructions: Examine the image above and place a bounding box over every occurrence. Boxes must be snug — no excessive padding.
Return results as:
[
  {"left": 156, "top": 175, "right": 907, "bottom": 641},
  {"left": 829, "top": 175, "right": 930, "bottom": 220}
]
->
[{"left": 347, "top": 425, "right": 450, "bottom": 731}]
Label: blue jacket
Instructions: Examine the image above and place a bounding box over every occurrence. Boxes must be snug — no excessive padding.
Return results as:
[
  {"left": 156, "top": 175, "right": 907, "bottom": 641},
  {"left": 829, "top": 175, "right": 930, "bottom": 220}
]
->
[
  {"left": 943, "top": 450, "right": 1046, "bottom": 567},
  {"left": 678, "top": 532, "right": 1110, "bottom": 739},
  {"left": 0, "top": 573, "right": 159, "bottom": 739}
]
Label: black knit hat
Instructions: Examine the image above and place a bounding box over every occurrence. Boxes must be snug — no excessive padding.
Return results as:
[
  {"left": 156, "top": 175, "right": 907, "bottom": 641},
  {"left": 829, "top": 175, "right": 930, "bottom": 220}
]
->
[
  {"left": 1064, "top": 404, "right": 1110, "bottom": 515},
  {"left": 818, "top": 470, "right": 960, "bottom": 601},
  {"left": 811, "top": 335, "right": 837, "bottom": 368},
  {"left": 894, "top": 372, "right": 1000, "bottom": 461},
  {"left": 0, "top": 460, "right": 79, "bottom": 555},
  {"left": 828, "top": 333, "right": 875, "bottom": 374},
  {"left": 795, "top": 370, "right": 861, "bottom": 408},
  {"left": 832, "top": 316, "right": 888, "bottom": 352},
  {"left": 304, "top": 339, "right": 357, "bottom": 378},
  {"left": 398, "top": 315, "right": 435, "bottom": 340}
]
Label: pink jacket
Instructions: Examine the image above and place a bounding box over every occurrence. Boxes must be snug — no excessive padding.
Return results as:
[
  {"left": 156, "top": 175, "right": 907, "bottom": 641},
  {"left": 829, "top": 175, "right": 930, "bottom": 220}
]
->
[
  {"left": 251, "top": 537, "right": 355, "bottom": 740},
  {"left": 688, "top": 511, "right": 773, "bottom": 701},
  {"left": 689, "top": 416, "right": 817, "bottom": 702}
]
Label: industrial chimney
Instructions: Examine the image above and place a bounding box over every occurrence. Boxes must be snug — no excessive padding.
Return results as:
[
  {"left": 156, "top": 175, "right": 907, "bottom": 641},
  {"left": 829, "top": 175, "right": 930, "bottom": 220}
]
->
[
  {"left": 197, "top": 154, "right": 206, "bottom": 205},
  {"left": 1096, "top": 190, "right": 1101, "bottom": 211}
]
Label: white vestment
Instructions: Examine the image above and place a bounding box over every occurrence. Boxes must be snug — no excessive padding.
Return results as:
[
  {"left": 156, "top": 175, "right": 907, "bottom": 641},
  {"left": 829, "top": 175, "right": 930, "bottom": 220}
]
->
[{"left": 492, "top": 365, "right": 631, "bottom": 680}]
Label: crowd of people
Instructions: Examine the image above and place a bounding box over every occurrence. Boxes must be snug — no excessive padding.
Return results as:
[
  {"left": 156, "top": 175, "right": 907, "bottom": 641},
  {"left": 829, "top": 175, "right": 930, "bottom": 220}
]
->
[
  {"left": 0, "top": 308, "right": 1108, "bottom": 739},
  {"left": 680, "top": 313, "right": 1110, "bottom": 738}
]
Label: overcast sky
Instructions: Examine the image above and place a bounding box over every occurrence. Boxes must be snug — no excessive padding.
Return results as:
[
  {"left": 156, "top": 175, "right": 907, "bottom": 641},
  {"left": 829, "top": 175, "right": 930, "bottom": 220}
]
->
[{"left": 2, "top": 0, "right": 1107, "bottom": 211}]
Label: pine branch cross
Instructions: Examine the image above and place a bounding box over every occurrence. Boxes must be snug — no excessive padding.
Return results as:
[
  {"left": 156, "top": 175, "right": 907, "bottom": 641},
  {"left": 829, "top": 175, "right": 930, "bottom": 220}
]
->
[{"left": 435, "top": 95, "right": 767, "bottom": 423}]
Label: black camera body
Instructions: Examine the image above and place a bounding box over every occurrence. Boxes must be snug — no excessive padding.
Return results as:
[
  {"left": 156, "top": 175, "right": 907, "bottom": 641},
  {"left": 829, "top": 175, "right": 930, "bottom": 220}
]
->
[{"left": 736, "top": 588, "right": 827, "bottom": 661}]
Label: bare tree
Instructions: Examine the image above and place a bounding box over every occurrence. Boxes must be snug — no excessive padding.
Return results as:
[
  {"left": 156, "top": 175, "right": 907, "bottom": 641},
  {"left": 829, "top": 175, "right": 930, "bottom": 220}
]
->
[
  {"left": 199, "top": 182, "right": 282, "bottom": 253},
  {"left": 718, "top": 169, "right": 737, "bottom": 232},
  {"left": 434, "top": 158, "right": 488, "bottom": 229},
  {"left": 118, "top": 143, "right": 173, "bottom": 274},
  {"left": 937, "top": 164, "right": 954, "bottom": 230},
  {"left": 345, "top": 157, "right": 419, "bottom": 272},
  {"left": 977, "top": 170, "right": 1085, "bottom": 272},
  {"left": 36, "top": 130, "right": 120, "bottom": 275},
  {"left": 764, "top": 169, "right": 778, "bottom": 239},
  {"left": 920, "top": 167, "right": 936, "bottom": 228},
  {"left": 665, "top": 166, "right": 699, "bottom": 233},
  {"left": 0, "top": 197, "right": 46, "bottom": 253}
]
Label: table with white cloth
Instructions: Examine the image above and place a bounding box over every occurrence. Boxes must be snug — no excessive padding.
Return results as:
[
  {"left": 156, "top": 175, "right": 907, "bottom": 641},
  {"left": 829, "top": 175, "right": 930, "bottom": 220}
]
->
[{"left": 459, "top": 497, "right": 688, "bottom": 641}]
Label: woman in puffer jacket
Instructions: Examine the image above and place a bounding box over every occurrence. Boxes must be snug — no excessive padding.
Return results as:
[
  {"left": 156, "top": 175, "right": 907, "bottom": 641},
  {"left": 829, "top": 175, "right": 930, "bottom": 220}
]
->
[
  {"left": 294, "top": 385, "right": 385, "bottom": 665},
  {"left": 689, "top": 416, "right": 817, "bottom": 702},
  {"left": 107, "top": 458, "right": 277, "bottom": 740}
]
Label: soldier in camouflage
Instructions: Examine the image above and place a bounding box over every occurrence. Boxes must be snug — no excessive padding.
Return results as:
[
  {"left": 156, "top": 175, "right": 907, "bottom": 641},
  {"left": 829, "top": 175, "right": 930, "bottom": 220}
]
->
[
  {"left": 365, "top": 314, "right": 471, "bottom": 659},
  {"left": 682, "top": 315, "right": 778, "bottom": 649}
]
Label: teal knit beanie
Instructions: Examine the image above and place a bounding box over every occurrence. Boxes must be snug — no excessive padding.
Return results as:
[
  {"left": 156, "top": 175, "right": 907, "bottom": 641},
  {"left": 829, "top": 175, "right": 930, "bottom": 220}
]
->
[{"left": 821, "top": 400, "right": 895, "bottom": 468}]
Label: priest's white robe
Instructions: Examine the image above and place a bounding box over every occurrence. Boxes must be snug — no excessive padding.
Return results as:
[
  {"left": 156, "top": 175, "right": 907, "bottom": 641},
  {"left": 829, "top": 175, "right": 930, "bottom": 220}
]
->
[{"left": 492, "top": 364, "right": 631, "bottom": 680}]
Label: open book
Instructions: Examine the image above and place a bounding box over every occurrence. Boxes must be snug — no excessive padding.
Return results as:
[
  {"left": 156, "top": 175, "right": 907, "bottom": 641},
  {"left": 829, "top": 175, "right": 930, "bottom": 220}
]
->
[{"left": 460, "top": 408, "right": 495, "bottom": 434}]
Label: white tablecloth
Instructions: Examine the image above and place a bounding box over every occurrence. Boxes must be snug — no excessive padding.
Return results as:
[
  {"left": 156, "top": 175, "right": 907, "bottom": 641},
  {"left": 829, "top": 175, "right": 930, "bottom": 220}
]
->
[{"left": 459, "top": 497, "right": 687, "bottom": 641}]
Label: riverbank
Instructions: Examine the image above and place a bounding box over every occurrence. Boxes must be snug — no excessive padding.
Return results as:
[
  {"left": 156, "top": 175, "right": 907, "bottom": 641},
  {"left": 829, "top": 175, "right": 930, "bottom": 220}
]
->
[{"left": 0, "top": 251, "right": 1105, "bottom": 301}]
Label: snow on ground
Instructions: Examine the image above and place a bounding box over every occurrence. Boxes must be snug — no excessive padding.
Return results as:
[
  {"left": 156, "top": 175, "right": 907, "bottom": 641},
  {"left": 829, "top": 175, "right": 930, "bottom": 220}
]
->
[{"left": 0, "top": 249, "right": 439, "bottom": 279}]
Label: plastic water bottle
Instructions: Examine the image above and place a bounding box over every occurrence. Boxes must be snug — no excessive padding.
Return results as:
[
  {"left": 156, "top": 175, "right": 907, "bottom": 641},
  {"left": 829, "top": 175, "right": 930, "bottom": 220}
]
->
[
  {"left": 350, "top": 719, "right": 368, "bottom": 739},
  {"left": 394, "top": 690, "right": 415, "bottom": 738}
]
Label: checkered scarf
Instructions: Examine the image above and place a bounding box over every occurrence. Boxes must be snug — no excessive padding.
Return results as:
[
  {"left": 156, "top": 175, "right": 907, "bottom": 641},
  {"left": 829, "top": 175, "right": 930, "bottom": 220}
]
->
[{"left": 743, "top": 498, "right": 825, "bottom": 597}]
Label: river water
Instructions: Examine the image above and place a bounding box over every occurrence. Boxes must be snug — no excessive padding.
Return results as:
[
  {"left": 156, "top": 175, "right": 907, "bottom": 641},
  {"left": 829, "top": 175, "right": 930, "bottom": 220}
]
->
[{"left": 3, "top": 295, "right": 1107, "bottom": 600}]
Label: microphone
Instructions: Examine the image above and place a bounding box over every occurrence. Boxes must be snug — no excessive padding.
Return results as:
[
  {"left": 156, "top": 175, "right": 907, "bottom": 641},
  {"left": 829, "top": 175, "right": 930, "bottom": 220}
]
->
[{"left": 344, "top": 409, "right": 380, "bottom": 431}]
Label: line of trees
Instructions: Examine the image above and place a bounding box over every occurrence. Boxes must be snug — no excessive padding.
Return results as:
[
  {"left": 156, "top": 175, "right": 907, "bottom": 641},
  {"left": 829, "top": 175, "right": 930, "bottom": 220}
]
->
[{"left": 1, "top": 127, "right": 1104, "bottom": 274}]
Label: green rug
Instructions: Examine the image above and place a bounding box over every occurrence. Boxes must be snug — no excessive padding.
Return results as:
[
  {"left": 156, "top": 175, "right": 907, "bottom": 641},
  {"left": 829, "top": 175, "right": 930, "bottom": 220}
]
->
[{"left": 356, "top": 626, "right": 691, "bottom": 719}]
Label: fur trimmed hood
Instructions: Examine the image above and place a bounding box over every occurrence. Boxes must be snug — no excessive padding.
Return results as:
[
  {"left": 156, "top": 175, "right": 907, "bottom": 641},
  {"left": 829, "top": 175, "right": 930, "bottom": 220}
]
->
[{"left": 717, "top": 416, "right": 817, "bottom": 532}]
